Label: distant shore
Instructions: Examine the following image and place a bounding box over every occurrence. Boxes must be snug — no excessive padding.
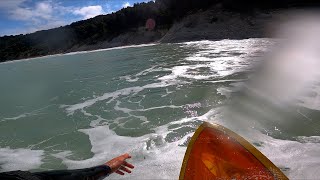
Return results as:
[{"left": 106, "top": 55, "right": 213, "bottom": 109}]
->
[
  {"left": 1, "top": 43, "right": 159, "bottom": 64},
  {"left": 0, "top": 4, "right": 294, "bottom": 62},
  {"left": 63, "top": 7, "right": 284, "bottom": 54}
]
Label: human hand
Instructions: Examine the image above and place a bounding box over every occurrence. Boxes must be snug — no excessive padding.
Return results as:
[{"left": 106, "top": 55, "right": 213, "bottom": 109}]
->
[{"left": 105, "top": 153, "right": 134, "bottom": 175}]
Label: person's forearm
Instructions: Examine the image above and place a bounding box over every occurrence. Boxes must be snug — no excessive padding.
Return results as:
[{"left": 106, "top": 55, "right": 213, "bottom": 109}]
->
[{"left": 33, "top": 165, "right": 112, "bottom": 180}]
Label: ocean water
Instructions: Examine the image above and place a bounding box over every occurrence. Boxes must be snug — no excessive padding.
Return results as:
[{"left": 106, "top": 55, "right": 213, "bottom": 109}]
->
[{"left": 0, "top": 39, "right": 319, "bottom": 179}]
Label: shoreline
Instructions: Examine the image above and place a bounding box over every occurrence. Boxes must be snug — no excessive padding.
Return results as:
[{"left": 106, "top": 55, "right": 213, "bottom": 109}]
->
[
  {"left": 0, "top": 43, "right": 159, "bottom": 65},
  {"left": 0, "top": 5, "right": 283, "bottom": 63},
  {"left": 1, "top": 7, "right": 292, "bottom": 64},
  {"left": 0, "top": 37, "right": 274, "bottom": 65},
  {"left": 0, "top": 37, "right": 272, "bottom": 64}
]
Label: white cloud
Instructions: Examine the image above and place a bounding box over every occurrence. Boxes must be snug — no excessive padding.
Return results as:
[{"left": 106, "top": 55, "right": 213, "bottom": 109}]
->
[
  {"left": 1, "top": 1, "right": 72, "bottom": 35},
  {"left": 36, "top": 2, "right": 53, "bottom": 17},
  {"left": 73, "top": 5, "right": 105, "bottom": 20},
  {"left": 0, "top": 0, "right": 26, "bottom": 9},
  {"left": 10, "top": 1, "right": 56, "bottom": 22},
  {"left": 10, "top": 7, "right": 33, "bottom": 21},
  {"left": 122, "top": 2, "right": 131, "bottom": 8},
  {"left": 0, "top": 0, "right": 107, "bottom": 35},
  {"left": 2, "top": 20, "right": 66, "bottom": 36}
]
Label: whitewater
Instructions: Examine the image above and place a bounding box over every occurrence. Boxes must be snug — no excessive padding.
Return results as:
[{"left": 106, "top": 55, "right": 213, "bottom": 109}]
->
[{"left": 0, "top": 39, "right": 319, "bottom": 179}]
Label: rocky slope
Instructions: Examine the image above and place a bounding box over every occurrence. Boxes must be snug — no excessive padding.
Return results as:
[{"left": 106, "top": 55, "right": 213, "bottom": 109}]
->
[{"left": 0, "top": 0, "right": 316, "bottom": 62}]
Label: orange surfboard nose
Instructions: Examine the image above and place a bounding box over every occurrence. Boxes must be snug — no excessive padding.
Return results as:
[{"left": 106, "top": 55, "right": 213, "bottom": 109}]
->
[{"left": 180, "top": 122, "right": 288, "bottom": 180}]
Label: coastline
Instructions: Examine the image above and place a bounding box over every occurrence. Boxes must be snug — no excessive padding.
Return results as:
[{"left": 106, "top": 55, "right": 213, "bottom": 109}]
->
[
  {"left": 0, "top": 6, "right": 290, "bottom": 63},
  {"left": 0, "top": 43, "right": 159, "bottom": 65}
]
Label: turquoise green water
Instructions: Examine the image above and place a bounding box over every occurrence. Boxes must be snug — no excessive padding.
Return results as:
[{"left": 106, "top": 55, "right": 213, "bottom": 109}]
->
[{"left": 0, "top": 40, "right": 319, "bottom": 179}]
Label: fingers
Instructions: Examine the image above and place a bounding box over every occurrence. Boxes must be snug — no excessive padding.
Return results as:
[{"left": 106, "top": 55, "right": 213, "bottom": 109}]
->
[
  {"left": 109, "top": 153, "right": 134, "bottom": 176},
  {"left": 116, "top": 170, "right": 124, "bottom": 175},
  {"left": 121, "top": 153, "right": 131, "bottom": 159},
  {"left": 120, "top": 166, "right": 132, "bottom": 173},
  {"left": 124, "top": 161, "right": 134, "bottom": 169},
  {"left": 116, "top": 166, "right": 132, "bottom": 175}
]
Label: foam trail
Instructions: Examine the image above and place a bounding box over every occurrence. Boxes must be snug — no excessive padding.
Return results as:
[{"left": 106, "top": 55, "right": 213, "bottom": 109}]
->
[
  {"left": 53, "top": 114, "right": 320, "bottom": 179},
  {"left": 64, "top": 82, "right": 173, "bottom": 114},
  {"left": 53, "top": 125, "right": 187, "bottom": 179},
  {"left": 161, "top": 38, "right": 272, "bottom": 82},
  {"left": 0, "top": 148, "right": 44, "bottom": 172},
  {"left": 249, "top": 131, "right": 320, "bottom": 179}
]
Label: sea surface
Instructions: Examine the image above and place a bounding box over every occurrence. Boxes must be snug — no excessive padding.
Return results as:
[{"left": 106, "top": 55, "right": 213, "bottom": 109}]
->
[{"left": 0, "top": 39, "right": 319, "bottom": 179}]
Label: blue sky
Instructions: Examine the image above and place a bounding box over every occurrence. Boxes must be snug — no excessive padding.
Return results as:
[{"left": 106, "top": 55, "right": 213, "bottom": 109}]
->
[{"left": 0, "top": 0, "right": 151, "bottom": 36}]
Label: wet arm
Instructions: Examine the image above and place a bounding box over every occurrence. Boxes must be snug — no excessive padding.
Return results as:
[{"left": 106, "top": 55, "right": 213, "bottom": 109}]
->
[{"left": 33, "top": 165, "right": 112, "bottom": 180}]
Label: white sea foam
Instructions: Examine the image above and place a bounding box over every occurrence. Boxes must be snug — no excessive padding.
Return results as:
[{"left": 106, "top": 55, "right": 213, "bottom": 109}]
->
[
  {"left": 1, "top": 105, "right": 55, "bottom": 122},
  {"left": 2, "top": 114, "right": 27, "bottom": 121},
  {"left": 0, "top": 147, "right": 44, "bottom": 172},
  {"left": 217, "top": 81, "right": 246, "bottom": 98},
  {"left": 250, "top": 132, "right": 320, "bottom": 179},
  {"left": 51, "top": 112, "right": 320, "bottom": 179},
  {"left": 158, "top": 65, "right": 188, "bottom": 80},
  {"left": 52, "top": 124, "right": 187, "bottom": 179},
  {"left": 64, "top": 81, "right": 174, "bottom": 114},
  {"left": 159, "top": 39, "right": 272, "bottom": 82},
  {"left": 64, "top": 43, "right": 158, "bottom": 56},
  {"left": 89, "top": 115, "right": 107, "bottom": 127},
  {"left": 2, "top": 38, "right": 319, "bottom": 180},
  {"left": 119, "top": 66, "right": 165, "bottom": 82}
]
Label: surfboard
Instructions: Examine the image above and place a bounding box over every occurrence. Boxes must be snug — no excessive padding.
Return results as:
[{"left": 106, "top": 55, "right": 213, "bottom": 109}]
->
[{"left": 179, "top": 122, "right": 288, "bottom": 180}]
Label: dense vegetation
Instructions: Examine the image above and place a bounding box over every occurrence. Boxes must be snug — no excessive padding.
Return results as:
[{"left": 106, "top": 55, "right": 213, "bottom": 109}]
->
[{"left": 0, "top": 0, "right": 318, "bottom": 62}]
